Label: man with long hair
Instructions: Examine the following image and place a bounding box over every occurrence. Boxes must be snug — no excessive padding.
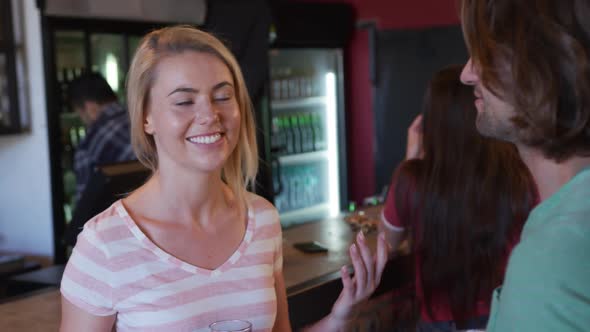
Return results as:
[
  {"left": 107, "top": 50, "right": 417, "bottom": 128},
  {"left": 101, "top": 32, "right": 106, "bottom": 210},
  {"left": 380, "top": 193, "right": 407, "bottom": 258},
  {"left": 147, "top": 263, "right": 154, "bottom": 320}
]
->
[
  {"left": 381, "top": 65, "right": 537, "bottom": 331},
  {"left": 459, "top": 0, "right": 590, "bottom": 330}
]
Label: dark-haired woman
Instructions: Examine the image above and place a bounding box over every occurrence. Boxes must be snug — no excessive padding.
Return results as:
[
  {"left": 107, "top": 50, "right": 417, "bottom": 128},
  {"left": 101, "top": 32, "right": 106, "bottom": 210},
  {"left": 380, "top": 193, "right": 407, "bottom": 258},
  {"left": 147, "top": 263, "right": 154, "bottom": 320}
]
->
[{"left": 381, "top": 65, "right": 538, "bottom": 331}]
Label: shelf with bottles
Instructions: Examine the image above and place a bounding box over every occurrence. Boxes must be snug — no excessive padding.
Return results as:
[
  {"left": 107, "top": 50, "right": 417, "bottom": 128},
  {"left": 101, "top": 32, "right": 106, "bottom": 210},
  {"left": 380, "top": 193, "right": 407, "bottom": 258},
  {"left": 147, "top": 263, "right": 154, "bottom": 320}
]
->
[
  {"left": 279, "top": 203, "right": 331, "bottom": 227},
  {"left": 272, "top": 162, "right": 328, "bottom": 215},
  {"left": 278, "top": 150, "right": 328, "bottom": 166},
  {"left": 59, "top": 112, "right": 85, "bottom": 225},
  {"left": 270, "top": 96, "right": 327, "bottom": 110},
  {"left": 270, "top": 65, "right": 324, "bottom": 102},
  {"left": 271, "top": 111, "right": 327, "bottom": 157}
]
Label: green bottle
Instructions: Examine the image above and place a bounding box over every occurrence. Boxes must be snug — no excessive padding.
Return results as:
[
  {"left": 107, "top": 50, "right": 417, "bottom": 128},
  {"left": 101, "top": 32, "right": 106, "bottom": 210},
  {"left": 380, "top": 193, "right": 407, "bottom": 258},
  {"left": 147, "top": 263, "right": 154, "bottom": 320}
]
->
[
  {"left": 312, "top": 113, "right": 325, "bottom": 151},
  {"left": 290, "top": 115, "right": 302, "bottom": 153},
  {"left": 284, "top": 115, "right": 295, "bottom": 155}
]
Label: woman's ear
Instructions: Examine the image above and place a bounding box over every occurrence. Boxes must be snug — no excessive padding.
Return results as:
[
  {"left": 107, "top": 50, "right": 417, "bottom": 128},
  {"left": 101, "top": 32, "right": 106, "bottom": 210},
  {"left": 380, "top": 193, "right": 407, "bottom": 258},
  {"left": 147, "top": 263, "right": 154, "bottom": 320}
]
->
[{"left": 144, "top": 113, "right": 155, "bottom": 135}]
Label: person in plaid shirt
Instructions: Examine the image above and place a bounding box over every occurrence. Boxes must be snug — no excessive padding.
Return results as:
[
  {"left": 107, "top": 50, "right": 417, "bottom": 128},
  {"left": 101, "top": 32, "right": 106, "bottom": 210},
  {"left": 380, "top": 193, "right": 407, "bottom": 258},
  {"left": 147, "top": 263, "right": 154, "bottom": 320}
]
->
[{"left": 68, "top": 72, "right": 136, "bottom": 203}]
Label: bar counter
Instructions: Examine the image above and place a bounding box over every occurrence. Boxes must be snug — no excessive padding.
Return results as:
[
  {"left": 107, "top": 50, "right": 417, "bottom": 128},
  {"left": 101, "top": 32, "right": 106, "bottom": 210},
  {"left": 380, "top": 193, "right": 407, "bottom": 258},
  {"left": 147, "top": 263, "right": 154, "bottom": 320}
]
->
[{"left": 0, "top": 209, "right": 412, "bottom": 331}]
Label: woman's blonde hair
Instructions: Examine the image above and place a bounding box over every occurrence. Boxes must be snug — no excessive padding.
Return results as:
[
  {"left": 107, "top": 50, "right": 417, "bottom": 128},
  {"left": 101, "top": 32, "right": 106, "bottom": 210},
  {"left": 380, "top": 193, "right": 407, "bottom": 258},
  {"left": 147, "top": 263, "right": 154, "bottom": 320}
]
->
[{"left": 126, "top": 25, "right": 258, "bottom": 200}]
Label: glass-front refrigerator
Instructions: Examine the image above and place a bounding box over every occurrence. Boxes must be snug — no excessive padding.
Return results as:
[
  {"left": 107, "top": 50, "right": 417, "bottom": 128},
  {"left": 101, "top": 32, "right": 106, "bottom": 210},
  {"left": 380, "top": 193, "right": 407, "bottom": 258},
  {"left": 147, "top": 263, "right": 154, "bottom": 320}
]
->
[
  {"left": 53, "top": 29, "right": 142, "bottom": 226},
  {"left": 43, "top": 18, "right": 160, "bottom": 263},
  {"left": 269, "top": 49, "right": 347, "bottom": 227}
]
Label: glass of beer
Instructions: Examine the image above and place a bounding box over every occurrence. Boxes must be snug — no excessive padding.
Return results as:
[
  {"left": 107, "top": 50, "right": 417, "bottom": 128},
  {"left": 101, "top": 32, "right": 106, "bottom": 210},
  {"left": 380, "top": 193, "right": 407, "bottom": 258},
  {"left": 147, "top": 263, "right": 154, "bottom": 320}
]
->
[{"left": 209, "top": 319, "right": 252, "bottom": 332}]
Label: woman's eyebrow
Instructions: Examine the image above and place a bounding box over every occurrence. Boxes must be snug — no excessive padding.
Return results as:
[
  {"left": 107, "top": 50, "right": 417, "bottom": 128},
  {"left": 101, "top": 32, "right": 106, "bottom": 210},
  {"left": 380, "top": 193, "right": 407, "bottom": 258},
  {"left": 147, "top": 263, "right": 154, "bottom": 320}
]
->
[{"left": 167, "top": 87, "right": 198, "bottom": 97}]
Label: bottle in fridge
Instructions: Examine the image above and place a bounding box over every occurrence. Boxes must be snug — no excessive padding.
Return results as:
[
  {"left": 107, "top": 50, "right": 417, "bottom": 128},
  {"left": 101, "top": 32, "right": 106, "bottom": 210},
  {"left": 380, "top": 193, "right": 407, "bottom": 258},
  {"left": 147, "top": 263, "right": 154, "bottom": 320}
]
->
[{"left": 269, "top": 48, "right": 347, "bottom": 227}]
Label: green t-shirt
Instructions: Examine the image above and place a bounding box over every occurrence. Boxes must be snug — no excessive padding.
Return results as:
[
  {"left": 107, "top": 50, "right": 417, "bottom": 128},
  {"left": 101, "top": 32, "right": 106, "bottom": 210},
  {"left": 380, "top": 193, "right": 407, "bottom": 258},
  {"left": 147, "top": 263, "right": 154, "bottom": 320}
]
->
[{"left": 487, "top": 166, "right": 590, "bottom": 331}]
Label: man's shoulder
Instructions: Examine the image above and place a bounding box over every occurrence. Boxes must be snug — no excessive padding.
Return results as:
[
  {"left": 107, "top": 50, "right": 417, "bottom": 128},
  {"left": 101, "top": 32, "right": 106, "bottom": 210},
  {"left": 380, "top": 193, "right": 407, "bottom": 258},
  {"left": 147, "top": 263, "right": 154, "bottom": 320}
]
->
[
  {"left": 516, "top": 202, "right": 590, "bottom": 266},
  {"left": 523, "top": 168, "right": 590, "bottom": 235},
  {"left": 494, "top": 220, "right": 590, "bottom": 331},
  {"left": 93, "top": 103, "right": 129, "bottom": 131},
  {"left": 79, "top": 103, "right": 128, "bottom": 143},
  {"left": 101, "top": 102, "right": 127, "bottom": 117},
  {"left": 101, "top": 105, "right": 130, "bottom": 127},
  {"left": 504, "top": 203, "right": 590, "bottom": 297}
]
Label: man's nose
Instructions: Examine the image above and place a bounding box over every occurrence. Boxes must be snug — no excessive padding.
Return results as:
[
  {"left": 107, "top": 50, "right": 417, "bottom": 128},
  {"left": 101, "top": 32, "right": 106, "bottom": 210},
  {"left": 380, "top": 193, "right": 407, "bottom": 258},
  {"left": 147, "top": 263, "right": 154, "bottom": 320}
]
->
[{"left": 460, "top": 58, "right": 478, "bottom": 86}]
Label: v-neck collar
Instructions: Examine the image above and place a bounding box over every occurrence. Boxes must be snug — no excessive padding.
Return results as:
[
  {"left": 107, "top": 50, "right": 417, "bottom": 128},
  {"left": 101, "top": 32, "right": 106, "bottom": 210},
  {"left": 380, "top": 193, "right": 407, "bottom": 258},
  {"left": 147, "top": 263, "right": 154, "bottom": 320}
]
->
[{"left": 114, "top": 198, "right": 255, "bottom": 277}]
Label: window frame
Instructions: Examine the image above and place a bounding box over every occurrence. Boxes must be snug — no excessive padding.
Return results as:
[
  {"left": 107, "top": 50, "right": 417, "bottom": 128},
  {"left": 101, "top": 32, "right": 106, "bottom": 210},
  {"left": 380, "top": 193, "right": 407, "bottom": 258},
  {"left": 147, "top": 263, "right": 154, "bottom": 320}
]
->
[{"left": 0, "top": 0, "right": 23, "bottom": 134}]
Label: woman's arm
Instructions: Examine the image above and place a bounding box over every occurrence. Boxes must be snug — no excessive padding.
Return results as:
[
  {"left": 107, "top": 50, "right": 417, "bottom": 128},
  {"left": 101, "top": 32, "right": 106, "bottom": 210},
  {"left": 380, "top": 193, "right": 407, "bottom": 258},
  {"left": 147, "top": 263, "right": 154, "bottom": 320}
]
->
[
  {"left": 60, "top": 296, "right": 116, "bottom": 332},
  {"left": 302, "top": 231, "right": 388, "bottom": 332},
  {"left": 380, "top": 218, "right": 405, "bottom": 255},
  {"left": 273, "top": 270, "right": 293, "bottom": 332},
  {"left": 405, "top": 114, "right": 423, "bottom": 160}
]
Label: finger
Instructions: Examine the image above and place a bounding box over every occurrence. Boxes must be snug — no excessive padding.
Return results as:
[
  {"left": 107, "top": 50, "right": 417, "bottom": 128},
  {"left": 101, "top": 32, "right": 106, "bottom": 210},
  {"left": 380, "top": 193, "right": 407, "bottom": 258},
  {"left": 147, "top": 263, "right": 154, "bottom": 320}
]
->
[
  {"left": 356, "top": 231, "right": 374, "bottom": 290},
  {"left": 374, "top": 232, "right": 388, "bottom": 285},
  {"left": 340, "top": 265, "right": 355, "bottom": 297},
  {"left": 413, "top": 114, "right": 423, "bottom": 131},
  {"left": 350, "top": 242, "right": 367, "bottom": 299},
  {"left": 409, "top": 114, "right": 423, "bottom": 132}
]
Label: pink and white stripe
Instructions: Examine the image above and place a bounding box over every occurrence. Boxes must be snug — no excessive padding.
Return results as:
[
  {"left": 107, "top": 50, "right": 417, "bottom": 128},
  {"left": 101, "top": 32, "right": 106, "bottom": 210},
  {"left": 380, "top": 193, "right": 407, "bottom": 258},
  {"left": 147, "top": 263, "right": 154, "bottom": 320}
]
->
[{"left": 61, "top": 193, "right": 282, "bottom": 331}]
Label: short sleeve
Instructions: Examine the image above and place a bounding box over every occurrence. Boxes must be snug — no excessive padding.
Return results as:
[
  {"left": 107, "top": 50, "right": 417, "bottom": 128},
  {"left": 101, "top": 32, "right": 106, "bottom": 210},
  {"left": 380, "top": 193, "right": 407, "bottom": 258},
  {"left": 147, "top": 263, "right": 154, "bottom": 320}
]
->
[
  {"left": 273, "top": 212, "right": 284, "bottom": 273},
  {"left": 382, "top": 166, "right": 414, "bottom": 231},
  {"left": 274, "top": 232, "right": 284, "bottom": 273},
  {"left": 382, "top": 160, "right": 423, "bottom": 233},
  {"left": 60, "top": 222, "right": 116, "bottom": 316},
  {"left": 382, "top": 185, "right": 405, "bottom": 232}
]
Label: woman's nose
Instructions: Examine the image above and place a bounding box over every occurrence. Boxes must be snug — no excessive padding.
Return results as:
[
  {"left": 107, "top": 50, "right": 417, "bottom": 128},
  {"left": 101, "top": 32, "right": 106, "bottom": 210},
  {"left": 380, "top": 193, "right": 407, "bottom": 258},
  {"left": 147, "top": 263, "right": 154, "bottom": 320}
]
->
[{"left": 196, "top": 99, "right": 220, "bottom": 125}]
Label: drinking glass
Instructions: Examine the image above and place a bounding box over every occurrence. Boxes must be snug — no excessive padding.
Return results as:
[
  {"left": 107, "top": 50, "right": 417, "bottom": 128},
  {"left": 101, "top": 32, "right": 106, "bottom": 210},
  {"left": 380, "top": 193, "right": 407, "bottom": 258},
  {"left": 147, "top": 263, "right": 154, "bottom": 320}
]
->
[{"left": 209, "top": 319, "right": 252, "bottom": 332}]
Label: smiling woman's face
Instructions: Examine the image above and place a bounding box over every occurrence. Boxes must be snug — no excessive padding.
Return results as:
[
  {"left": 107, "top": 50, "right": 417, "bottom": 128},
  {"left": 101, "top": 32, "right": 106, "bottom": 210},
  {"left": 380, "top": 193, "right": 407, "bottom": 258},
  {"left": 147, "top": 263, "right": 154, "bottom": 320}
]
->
[{"left": 144, "top": 51, "right": 241, "bottom": 174}]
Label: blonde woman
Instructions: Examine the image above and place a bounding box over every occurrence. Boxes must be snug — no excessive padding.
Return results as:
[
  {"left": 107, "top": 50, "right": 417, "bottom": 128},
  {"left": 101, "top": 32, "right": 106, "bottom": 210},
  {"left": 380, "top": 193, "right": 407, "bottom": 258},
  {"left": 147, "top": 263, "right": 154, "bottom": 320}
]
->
[{"left": 60, "top": 26, "right": 387, "bottom": 332}]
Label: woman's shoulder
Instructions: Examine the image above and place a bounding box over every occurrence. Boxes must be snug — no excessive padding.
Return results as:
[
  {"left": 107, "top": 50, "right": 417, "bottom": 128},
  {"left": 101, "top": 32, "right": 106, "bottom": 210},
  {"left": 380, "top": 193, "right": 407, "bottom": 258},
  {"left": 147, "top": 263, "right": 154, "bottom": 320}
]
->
[
  {"left": 396, "top": 159, "right": 425, "bottom": 176},
  {"left": 383, "top": 159, "right": 425, "bottom": 225},
  {"left": 245, "top": 192, "right": 280, "bottom": 225},
  {"left": 390, "top": 159, "right": 425, "bottom": 192},
  {"left": 78, "top": 200, "right": 133, "bottom": 247}
]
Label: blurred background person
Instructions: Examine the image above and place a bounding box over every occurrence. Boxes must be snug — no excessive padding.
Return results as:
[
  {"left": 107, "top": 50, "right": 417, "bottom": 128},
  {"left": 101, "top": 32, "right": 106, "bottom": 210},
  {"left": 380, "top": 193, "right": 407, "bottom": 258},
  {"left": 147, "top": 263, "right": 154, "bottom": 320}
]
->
[
  {"left": 67, "top": 72, "right": 135, "bottom": 203},
  {"left": 381, "top": 65, "right": 538, "bottom": 331}
]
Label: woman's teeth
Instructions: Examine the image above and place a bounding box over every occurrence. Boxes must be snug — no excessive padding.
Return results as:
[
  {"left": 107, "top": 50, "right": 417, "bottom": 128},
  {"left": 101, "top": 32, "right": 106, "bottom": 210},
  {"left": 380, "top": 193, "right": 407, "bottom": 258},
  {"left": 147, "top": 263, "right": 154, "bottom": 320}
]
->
[{"left": 188, "top": 133, "right": 222, "bottom": 144}]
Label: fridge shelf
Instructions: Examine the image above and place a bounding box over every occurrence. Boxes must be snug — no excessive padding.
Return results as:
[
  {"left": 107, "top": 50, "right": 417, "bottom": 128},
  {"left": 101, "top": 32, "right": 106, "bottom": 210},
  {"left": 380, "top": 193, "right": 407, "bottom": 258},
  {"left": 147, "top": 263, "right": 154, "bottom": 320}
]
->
[
  {"left": 280, "top": 202, "right": 330, "bottom": 227},
  {"left": 278, "top": 150, "right": 328, "bottom": 165},
  {"left": 271, "top": 96, "right": 326, "bottom": 110}
]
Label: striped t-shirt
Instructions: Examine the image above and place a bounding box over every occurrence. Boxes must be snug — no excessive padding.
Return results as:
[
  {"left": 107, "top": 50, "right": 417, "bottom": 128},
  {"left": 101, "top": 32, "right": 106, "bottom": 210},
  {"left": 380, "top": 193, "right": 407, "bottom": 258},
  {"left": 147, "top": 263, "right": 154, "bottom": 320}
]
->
[{"left": 61, "top": 192, "right": 282, "bottom": 332}]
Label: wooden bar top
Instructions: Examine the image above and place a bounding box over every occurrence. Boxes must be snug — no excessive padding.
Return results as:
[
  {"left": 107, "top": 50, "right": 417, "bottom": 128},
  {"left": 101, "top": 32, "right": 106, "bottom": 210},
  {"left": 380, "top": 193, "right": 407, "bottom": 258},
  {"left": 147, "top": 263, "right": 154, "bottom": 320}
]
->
[
  {"left": 0, "top": 209, "right": 389, "bottom": 331},
  {"left": 0, "top": 288, "right": 61, "bottom": 332},
  {"left": 283, "top": 214, "right": 381, "bottom": 295}
]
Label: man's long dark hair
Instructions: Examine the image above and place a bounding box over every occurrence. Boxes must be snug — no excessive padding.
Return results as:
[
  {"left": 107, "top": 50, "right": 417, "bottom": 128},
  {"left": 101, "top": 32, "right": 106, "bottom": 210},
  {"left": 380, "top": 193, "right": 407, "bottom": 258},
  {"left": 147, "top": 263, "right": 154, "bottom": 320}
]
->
[
  {"left": 393, "top": 65, "right": 537, "bottom": 320},
  {"left": 461, "top": 0, "right": 590, "bottom": 162}
]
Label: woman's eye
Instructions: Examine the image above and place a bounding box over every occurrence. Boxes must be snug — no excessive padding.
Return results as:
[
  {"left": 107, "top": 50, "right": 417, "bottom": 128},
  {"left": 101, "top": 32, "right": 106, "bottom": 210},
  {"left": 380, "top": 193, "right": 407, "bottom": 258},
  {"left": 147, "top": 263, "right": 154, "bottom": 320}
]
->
[
  {"left": 213, "top": 95, "right": 232, "bottom": 102},
  {"left": 175, "top": 101, "right": 194, "bottom": 106}
]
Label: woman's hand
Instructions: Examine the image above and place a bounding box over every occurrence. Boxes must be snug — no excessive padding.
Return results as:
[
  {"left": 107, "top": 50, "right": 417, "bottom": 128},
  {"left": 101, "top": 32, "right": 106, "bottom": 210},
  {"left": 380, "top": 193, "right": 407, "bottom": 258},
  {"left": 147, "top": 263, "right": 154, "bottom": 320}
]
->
[
  {"left": 405, "top": 114, "right": 423, "bottom": 160},
  {"left": 330, "top": 231, "right": 389, "bottom": 327},
  {"left": 301, "top": 232, "right": 388, "bottom": 332}
]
